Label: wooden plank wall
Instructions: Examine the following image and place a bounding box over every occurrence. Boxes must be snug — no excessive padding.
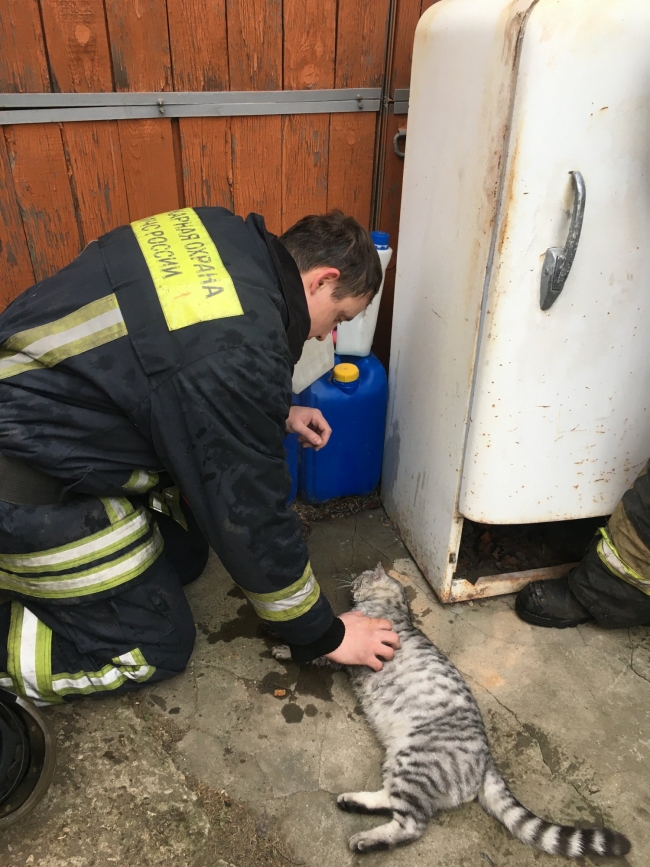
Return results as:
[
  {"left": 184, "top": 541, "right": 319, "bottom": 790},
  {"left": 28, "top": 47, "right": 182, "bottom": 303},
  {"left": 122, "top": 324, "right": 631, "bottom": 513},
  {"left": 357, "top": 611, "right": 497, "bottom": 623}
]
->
[
  {"left": 0, "top": 0, "right": 433, "bottom": 363},
  {"left": 373, "top": 0, "right": 441, "bottom": 366}
]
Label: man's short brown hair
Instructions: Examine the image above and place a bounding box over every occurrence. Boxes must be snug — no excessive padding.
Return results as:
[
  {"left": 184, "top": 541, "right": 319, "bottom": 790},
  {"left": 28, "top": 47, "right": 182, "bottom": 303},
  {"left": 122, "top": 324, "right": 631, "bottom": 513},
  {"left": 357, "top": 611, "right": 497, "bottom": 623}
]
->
[{"left": 280, "top": 210, "right": 382, "bottom": 300}]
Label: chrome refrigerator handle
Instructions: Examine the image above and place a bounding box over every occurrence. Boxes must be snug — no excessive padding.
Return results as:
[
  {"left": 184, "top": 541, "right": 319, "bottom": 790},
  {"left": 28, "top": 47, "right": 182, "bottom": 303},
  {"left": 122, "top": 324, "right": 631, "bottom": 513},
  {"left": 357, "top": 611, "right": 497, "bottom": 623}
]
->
[{"left": 540, "top": 170, "right": 586, "bottom": 311}]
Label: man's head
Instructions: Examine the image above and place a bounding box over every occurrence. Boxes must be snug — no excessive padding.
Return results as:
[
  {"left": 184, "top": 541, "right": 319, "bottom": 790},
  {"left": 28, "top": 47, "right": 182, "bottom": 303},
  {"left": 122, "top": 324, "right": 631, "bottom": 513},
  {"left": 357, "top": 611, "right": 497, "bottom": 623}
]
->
[{"left": 280, "top": 211, "right": 383, "bottom": 340}]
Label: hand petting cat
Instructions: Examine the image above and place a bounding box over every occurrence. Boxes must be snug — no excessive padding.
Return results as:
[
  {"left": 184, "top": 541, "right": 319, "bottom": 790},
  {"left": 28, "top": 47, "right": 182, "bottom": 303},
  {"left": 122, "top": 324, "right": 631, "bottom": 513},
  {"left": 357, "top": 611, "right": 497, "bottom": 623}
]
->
[{"left": 324, "top": 610, "right": 400, "bottom": 670}]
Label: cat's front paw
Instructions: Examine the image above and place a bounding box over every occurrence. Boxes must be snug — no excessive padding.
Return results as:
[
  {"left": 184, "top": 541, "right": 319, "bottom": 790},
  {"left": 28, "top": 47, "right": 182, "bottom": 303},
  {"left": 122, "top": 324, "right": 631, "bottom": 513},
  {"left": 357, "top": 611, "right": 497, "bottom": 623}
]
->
[
  {"left": 348, "top": 831, "right": 390, "bottom": 854},
  {"left": 272, "top": 645, "right": 292, "bottom": 661}
]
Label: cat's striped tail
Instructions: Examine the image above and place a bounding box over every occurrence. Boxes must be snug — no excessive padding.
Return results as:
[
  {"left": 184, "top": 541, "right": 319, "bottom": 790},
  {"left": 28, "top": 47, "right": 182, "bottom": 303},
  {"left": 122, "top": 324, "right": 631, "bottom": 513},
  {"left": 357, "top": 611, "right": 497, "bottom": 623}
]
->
[{"left": 478, "top": 764, "right": 630, "bottom": 858}]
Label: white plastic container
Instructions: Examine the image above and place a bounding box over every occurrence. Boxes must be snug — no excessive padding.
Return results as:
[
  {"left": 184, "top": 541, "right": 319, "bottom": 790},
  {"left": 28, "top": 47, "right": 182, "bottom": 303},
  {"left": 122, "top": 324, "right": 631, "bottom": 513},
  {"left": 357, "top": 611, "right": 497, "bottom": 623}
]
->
[
  {"left": 336, "top": 231, "right": 393, "bottom": 357},
  {"left": 291, "top": 333, "right": 335, "bottom": 394}
]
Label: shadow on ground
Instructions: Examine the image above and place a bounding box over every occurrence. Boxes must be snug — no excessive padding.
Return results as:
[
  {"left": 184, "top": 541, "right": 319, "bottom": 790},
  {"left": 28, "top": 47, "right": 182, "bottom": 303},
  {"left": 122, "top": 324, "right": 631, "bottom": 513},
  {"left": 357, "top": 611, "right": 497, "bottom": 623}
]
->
[{"left": 3, "top": 509, "right": 649, "bottom": 867}]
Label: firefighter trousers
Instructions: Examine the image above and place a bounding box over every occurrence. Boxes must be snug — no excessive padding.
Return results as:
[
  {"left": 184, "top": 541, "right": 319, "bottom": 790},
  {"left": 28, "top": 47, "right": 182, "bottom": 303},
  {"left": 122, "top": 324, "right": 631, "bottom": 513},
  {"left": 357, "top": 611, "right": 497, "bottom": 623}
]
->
[
  {"left": 0, "top": 498, "right": 208, "bottom": 705},
  {"left": 568, "top": 460, "right": 650, "bottom": 628}
]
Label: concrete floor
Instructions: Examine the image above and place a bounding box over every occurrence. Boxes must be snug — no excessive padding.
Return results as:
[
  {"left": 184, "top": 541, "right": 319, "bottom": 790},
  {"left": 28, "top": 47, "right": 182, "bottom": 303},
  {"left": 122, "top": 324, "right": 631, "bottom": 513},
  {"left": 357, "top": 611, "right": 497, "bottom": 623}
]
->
[{"left": 4, "top": 509, "right": 649, "bottom": 866}]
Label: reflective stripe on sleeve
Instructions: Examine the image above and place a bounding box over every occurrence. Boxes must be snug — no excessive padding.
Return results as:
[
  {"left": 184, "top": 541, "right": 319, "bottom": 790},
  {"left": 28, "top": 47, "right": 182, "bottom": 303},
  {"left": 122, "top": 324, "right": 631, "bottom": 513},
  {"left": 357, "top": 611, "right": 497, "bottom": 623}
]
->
[
  {"left": 0, "top": 294, "right": 127, "bottom": 381},
  {"left": 124, "top": 469, "right": 160, "bottom": 493},
  {"left": 243, "top": 563, "right": 320, "bottom": 622},
  {"left": 597, "top": 527, "right": 650, "bottom": 595}
]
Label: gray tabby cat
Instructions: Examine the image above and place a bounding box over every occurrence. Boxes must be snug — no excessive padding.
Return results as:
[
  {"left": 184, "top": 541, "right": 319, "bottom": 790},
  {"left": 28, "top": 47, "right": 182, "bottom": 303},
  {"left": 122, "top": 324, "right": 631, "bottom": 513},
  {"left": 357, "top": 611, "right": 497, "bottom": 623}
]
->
[{"left": 272, "top": 563, "right": 630, "bottom": 857}]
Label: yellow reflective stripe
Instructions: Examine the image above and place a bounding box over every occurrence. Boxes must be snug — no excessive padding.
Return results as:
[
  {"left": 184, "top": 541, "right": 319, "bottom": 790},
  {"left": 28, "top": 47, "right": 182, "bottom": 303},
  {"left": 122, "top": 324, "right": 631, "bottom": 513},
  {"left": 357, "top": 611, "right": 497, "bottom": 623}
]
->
[
  {"left": 101, "top": 496, "right": 133, "bottom": 524},
  {"left": 124, "top": 469, "right": 160, "bottom": 493},
  {"left": 0, "top": 294, "right": 127, "bottom": 381},
  {"left": 5, "top": 603, "right": 61, "bottom": 705},
  {"left": 597, "top": 528, "right": 650, "bottom": 595},
  {"left": 243, "top": 563, "right": 321, "bottom": 622},
  {"left": 0, "top": 506, "right": 150, "bottom": 574},
  {"left": 131, "top": 208, "right": 244, "bottom": 331},
  {"left": 0, "top": 526, "right": 164, "bottom": 599},
  {"left": 51, "top": 647, "right": 155, "bottom": 699},
  {"left": 7, "top": 602, "right": 24, "bottom": 697}
]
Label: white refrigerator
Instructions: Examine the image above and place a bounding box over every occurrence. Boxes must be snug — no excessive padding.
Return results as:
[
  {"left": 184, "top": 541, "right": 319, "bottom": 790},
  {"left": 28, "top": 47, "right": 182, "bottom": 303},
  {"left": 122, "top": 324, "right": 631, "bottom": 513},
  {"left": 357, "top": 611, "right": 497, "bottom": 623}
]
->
[{"left": 382, "top": 0, "right": 650, "bottom": 602}]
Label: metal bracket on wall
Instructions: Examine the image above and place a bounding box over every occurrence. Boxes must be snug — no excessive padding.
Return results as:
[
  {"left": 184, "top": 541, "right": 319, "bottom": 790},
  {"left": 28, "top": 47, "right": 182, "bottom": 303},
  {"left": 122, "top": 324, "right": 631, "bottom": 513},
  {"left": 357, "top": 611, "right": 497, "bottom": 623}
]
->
[
  {"left": 0, "top": 88, "right": 382, "bottom": 125},
  {"left": 391, "top": 88, "right": 409, "bottom": 115}
]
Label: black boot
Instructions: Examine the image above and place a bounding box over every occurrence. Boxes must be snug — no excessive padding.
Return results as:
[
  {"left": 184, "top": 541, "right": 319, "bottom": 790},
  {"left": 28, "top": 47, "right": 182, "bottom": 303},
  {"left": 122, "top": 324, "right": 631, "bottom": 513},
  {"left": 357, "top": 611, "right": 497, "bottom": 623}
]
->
[{"left": 515, "top": 576, "right": 593, "bottom": 628}]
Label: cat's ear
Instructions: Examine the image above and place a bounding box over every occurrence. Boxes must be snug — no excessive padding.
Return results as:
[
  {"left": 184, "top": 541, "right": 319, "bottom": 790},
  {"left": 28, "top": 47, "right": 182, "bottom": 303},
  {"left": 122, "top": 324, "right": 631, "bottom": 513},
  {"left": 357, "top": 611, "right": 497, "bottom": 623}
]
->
[{"left": 374, "top": 562, "right": 388, "bottom": 579}]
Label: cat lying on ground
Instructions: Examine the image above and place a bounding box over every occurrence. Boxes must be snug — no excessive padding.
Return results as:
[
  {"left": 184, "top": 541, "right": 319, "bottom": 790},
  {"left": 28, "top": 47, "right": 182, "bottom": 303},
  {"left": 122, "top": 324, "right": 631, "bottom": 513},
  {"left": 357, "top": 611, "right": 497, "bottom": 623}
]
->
[{"left": 272, "top": 563, "right": 630, "bottom": 857}]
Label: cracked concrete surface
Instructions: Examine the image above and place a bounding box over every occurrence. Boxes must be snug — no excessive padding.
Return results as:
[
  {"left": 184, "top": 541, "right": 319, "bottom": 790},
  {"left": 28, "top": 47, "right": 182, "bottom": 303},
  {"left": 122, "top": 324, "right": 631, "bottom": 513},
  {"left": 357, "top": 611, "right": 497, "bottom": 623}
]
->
[{"left": 3, "top": 509, "right": 649, "bottom": 866}]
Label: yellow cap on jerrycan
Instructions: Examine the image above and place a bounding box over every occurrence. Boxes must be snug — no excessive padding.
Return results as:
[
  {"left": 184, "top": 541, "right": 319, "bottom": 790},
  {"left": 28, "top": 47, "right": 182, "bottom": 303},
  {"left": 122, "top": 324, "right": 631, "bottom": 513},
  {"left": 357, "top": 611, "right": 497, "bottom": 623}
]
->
[{"left": 332, "top": 363, "right": 359, "bottom": 383}]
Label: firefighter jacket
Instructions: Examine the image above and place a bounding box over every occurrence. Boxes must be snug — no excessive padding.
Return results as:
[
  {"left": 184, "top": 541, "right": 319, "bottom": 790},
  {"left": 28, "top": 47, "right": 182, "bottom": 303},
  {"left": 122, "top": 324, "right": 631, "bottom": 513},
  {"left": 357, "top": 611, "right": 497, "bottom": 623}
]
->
[{"left": 0, "top": 207, "right": 343, "bottom": 658}]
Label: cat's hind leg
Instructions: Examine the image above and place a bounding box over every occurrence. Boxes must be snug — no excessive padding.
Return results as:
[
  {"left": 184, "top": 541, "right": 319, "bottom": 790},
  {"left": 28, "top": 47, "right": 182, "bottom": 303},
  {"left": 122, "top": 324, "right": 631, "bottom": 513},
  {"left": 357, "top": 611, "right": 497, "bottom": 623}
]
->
[
  {"left": 337, "top": 788, "right": 392, "bottom": 815},
  {"left": 347, "top": 813, "right": 428, "bottom": 853}
]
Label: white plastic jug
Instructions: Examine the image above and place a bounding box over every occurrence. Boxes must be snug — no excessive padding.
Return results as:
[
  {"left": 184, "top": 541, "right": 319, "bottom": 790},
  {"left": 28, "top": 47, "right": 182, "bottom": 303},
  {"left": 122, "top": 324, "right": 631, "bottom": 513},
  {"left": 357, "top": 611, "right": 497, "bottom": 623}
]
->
[
  {"left": 336, "top": 231, "right": 393, "bottom": 357},
  {"left": 291, "top": 333, "right": 335, "bottom": 394}
]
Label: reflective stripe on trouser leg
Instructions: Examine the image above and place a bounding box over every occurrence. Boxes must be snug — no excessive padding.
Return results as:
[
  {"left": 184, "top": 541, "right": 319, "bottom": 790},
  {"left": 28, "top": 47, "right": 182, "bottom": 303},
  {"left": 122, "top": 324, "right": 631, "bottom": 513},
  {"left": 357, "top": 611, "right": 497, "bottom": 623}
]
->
[
  {"left": 0, "top": 501, "right": 164, "bottom": 600},
  {"left": 4, "top": 600, "right": 155, "bottom": 706}
]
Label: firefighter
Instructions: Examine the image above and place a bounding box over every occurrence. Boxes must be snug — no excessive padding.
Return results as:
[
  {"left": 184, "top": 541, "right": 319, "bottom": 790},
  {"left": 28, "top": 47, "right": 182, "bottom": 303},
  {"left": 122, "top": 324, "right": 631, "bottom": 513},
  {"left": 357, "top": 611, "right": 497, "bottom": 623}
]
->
[
  {"left": 516, "top": 461, "right": 650, "bottom": 629},
  {"left": 0, "top": 207, "right": 400, "bottom": 710}
]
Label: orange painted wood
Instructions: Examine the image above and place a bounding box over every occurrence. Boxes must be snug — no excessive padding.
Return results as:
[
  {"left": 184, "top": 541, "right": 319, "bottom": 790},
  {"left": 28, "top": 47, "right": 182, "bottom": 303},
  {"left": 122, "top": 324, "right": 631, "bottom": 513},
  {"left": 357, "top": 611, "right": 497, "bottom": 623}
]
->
[
  {"left": 105, "top": 0, "right": 179, "bottom": 219},
  {"left": 168, "top": 1, "right": 231, "bottom": 212},
  {"left": 281, "top": 115, "right": 329, "bottom": 231},
  {"left": 327, "top": 113, "right": 375, "bottom": 228},
  {"left": 167, "top": 0, "right": 229, "bottom": 91},
  {"left": 373, "top": 0, "right": 425, "bottom": 365},
  {"left": 393, "top": 0, "right": 424, "bottom": 88},
  {"left": 231, "top": 117, "right": 282, "bottom": 234},
  {"left": 0, "top": 0, "right": 50, "bottom": 92},
  {"left": 4, "top": 124, "right": 81, "bottom": 281},
  {"left": 326, "top": 0, "right": 389, "bottom": 236},
  {"left": 420, "top": 0, "right": 441, "bottom": 13},
  {"left": 179, "top": 118, "right": 233, "bottom": 210},
  {"left": 61, "top": 121, "right": 129, "bottom": 241},
  {"left": 104, "top": 0, "right": 172, "bottom": 92},
  {"left": 228, "top": 0, "right": 282, "bottom": 229},
  {"left": 335, "top": 0, "right": 391, "bottom": 88},
  {"left": 0, "top": 133, "right": 35, "bottom": 308},
  {"left": 227, "top": 0, "right": 283, "bottom": 91},
  {"left": 283, "top": 0, "right": 335, "bottom": 91},
  {"left": 117, "top": 119, "right": 180, "bottom": 221},
  {"left": 39, "top": 0, "right": 113, "bottom": 92},
  {"left": 281, "top": 0, "right": 336, "bottom": 230}
]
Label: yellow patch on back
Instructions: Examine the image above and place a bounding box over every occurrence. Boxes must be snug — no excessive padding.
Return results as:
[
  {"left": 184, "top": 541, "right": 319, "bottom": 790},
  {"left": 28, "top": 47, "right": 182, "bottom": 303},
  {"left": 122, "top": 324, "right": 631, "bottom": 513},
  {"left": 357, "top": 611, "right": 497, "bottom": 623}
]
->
[{"left": 131, "top": 208, "right": 244, "bottom": 331}]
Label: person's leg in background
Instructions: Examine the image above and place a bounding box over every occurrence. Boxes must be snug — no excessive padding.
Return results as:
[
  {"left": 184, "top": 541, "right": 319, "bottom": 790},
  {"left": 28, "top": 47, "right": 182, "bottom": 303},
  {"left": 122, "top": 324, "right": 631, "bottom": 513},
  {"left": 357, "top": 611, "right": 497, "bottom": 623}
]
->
[{"left": 517, "top": 461, "right": 650, "bottom": 628}]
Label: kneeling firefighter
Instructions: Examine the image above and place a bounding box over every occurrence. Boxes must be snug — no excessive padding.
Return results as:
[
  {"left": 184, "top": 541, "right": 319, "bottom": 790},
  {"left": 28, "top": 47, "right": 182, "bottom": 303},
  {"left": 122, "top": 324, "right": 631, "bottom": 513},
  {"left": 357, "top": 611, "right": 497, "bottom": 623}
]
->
[{"left": 0, "top": 207, "right": 400, "bottom": 819}]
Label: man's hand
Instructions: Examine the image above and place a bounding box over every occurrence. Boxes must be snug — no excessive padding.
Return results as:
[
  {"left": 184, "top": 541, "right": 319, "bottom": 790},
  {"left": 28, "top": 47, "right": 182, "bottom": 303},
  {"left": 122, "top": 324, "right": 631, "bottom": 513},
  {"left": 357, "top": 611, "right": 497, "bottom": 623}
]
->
[
  {"left": 286, "top": 405, "right": 332, "bottom": 450},
  {"left": 324, "top": 611, "right": 400, "bottom": 671}
]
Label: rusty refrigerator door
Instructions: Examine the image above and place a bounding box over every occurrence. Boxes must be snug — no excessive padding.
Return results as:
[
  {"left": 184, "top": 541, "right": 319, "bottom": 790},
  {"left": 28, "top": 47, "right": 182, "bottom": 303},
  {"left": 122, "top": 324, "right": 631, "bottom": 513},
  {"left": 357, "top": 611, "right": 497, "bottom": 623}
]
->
[{"left": 382, "top": 0, "right": 650, "bottom": 602}]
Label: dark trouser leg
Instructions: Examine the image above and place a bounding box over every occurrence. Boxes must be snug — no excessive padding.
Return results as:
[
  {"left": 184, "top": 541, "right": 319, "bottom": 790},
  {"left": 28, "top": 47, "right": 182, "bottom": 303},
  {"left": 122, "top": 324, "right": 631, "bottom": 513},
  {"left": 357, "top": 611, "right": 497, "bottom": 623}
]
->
[
  {"left": 517, "top": 461, "right": 650, "bottom": 629},
  {"left": 568, "top": 537, "right": 650, "bottom": 628},
  {"left": 0, "top": 553, "right": 197, "bottom": 704},
  {"left": 154, "top": 505, "right": 210, "bottom": 586}
]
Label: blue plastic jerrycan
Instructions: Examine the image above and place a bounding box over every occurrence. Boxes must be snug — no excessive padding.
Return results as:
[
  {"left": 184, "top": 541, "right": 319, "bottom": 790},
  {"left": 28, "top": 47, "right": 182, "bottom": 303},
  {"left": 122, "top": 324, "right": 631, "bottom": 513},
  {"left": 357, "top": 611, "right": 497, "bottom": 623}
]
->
[{"left": 298, "top": 352, "right": 388, "bottom": 503}]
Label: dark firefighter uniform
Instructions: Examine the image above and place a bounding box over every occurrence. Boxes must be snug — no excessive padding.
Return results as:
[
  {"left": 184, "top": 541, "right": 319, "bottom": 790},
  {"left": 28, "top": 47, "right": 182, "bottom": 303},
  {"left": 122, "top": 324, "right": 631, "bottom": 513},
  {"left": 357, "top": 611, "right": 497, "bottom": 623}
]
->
[
  {"left": 566, "top": 460, "right": 650, "bottom": 627},
  {"left": 0, "top": 206, "right": 343, "bottom": 705}
]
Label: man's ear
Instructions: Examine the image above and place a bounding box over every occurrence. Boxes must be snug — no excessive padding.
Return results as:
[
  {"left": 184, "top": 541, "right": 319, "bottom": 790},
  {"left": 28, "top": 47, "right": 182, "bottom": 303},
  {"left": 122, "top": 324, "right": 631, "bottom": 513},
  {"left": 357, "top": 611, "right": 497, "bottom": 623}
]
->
[{"left": 305, "top": 266, "right": 340, "bottom": 295}]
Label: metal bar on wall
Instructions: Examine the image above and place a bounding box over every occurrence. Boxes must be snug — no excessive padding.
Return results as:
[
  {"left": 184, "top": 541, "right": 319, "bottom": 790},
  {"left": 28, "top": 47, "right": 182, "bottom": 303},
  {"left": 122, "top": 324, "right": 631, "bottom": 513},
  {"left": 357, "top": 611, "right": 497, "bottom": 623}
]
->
[{"left": 0, "top": 88, "right": 382, "bottom": 125}]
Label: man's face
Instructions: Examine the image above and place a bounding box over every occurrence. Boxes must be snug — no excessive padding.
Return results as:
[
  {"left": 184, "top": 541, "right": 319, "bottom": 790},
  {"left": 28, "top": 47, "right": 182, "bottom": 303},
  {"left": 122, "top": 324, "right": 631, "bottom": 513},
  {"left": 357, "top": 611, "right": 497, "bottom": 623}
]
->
[{"left": 302, "top": 266, "right": 371, "bottom": 340}]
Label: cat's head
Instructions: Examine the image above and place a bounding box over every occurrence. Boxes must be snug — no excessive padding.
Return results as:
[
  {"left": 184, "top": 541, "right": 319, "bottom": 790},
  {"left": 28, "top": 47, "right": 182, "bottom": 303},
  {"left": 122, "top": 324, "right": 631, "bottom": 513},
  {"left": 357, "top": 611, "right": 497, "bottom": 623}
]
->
[{"left": 350, "top": 563, "right": 409, "bottom": 610}]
